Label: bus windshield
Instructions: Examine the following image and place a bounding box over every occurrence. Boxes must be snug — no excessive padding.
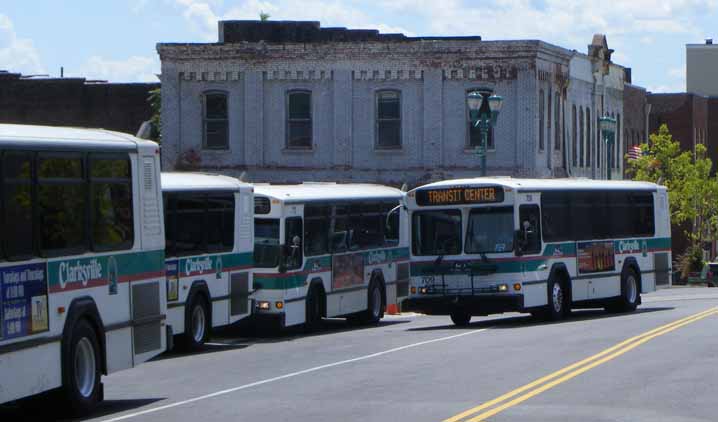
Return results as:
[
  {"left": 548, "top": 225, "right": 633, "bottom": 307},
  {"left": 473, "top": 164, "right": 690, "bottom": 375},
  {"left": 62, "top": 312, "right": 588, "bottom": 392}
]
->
[
  {"left": 412, "top": 210, "right": 462, "bottom": 256},
  {"left": 254, "top": 218, "right": 280, "bottom": 267},
  {"left": 465, "top": 207, "right": 514, "bottom": 253}
]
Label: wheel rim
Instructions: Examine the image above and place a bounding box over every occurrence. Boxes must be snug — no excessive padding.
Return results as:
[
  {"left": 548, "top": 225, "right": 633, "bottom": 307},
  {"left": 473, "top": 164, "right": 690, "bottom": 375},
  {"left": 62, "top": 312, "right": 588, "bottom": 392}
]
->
[
  {"left": 74, "top": 337, "right": 96, "bottom": 398},
  {"left": 552, "top": 282, "right": 563, "bottom": 313},
  {"left": 191, "top": 304, "right": 206, "bottom": 343},
  {"left": 626, "top": 274, "right": 638, "bottom": 304},
  {"left": 370, "top": 287, "right": 381, "bottom": 319}
]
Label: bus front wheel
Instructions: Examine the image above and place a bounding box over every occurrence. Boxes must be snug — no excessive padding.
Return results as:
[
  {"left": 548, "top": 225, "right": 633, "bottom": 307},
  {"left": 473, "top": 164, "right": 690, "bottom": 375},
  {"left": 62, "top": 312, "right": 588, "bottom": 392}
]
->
[
  {"left": 180, "top": 294, "right": 210, "bottom": 351},
  {"left": 547, "top": 276, "right": 569, "bottom": 321},
  {"left": 62, "top": 319, "right": 102, "bottom": 416},
  {"left": 607, "top": 268, "right": 640, "bottom": 313}
]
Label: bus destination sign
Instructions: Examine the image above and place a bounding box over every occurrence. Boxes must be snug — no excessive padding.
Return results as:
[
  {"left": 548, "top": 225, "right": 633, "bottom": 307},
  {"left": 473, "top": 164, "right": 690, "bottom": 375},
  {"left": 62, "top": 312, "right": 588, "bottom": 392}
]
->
[{"left": 416, "top": 186, "right": 504, "bottom": 206}]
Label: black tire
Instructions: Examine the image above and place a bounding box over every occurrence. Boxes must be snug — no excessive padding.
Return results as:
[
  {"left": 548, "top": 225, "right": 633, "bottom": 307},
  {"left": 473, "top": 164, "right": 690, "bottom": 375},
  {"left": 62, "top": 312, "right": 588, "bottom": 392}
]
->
[
  {"left": 180, "top": 294, "right": 210, "bottom": 351},
  {"left": 362, "top": 281, "right": 385, "bottom": 325},
  {"left": 62, "top": 319, "right": 102, "bottom": 416},
  {"left": 450, "top": 310, "right": 471, "bottom": 326},
  {"left": 305, "top": 285, "right": 324, "bottom": 332},
  {"left": 547, "top": 275, "right": 569, "bottom": 321},
  {"left": 607, "top": 268, "right": 640, "bottom": 313}
]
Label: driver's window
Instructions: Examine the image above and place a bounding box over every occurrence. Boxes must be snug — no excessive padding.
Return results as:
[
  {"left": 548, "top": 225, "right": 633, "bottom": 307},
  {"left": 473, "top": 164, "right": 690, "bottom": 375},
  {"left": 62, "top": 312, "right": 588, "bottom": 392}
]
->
[
  {"left": 519, "top": 205, "right": 541, "bottom": 254},
  {"left": 285, "top": 217, "right": 303, "bottom": 270}
]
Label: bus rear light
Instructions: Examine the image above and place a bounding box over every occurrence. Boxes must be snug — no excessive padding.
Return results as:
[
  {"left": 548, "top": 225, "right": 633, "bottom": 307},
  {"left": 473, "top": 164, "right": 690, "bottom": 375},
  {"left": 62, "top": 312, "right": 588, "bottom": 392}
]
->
[
  {"left": 275, "top": 301, "right": 284, "bottom": 309},
  {"left": 410, "top": 287, "right": 417, "bottom": 294},
  {"left": 513, "top": 283, "right": 522, "bottom": 291},
  {"left": 498, "top": 284, "right": 508, "bottom": 292}
]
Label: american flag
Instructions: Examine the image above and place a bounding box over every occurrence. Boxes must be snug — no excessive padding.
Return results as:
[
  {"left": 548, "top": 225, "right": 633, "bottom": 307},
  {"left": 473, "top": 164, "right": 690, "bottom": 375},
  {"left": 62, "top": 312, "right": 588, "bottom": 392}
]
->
[{"left": 627, "top": 145, "right": 643, "bottom": 160}]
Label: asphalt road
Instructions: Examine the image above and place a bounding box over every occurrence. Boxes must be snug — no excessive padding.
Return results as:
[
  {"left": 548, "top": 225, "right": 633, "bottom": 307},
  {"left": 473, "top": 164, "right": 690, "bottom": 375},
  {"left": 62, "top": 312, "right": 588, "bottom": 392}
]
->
[{"left": 4, "top": 287, "right": 718, "bottom": 422}]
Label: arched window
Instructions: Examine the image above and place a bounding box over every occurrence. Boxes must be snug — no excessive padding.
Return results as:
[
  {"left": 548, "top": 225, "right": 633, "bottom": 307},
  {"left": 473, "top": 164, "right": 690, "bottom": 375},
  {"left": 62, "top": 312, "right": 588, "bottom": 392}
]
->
[
  {"left": 286, "top": 90, "right": 312, "bottom": 149},
  {"left": 202, "top": 91, "right": 229, "bottom": 150},
  {"left": 376, "top": 90, "right": 402, "bottom": 149},
  {"left": 586, "top": 108, "right": 591, "bottom": 168},
  {"left": 539, "top": 89, "right": 545, "bottom": 151},
  {"left": 616, "top": 113, "right": 621, "bottom": 169},
  {"left": 596, "top": 114, "right": 601, "bottom": 169},
  {"left": 554, "top": 92, "right": 561, "bottom": 150},
  {"left": 579, "top": 107, "right": 584, "bottom": 167},
  {"left": 572, "top": 105, "right": 577, "bottom": 167}
]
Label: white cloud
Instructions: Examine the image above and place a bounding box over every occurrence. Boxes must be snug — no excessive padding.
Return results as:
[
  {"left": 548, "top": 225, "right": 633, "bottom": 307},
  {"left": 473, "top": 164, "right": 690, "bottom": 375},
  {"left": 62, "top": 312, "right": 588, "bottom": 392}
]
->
[
  {"left": 76, "top": 55, "right": 160, "bottom": 83},
  {"left": 0, "top": 14, "right": 44, "bottom": 75}
]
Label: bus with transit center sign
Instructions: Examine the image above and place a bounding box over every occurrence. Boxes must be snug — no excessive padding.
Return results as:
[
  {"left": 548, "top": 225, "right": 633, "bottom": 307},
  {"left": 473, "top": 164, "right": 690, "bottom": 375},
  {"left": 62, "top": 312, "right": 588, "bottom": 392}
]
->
[
  {"left": 403, "top": 177, "right": 672, "bottom": 325},
  {"left": 252, "top": 183, "right": 409, "bottom": 329},
  {"left": 161, "top": 173, "right": 254, "bottom": 350},
  {"left": 0, "top": 124, "right": 167, "bottom": 415}
]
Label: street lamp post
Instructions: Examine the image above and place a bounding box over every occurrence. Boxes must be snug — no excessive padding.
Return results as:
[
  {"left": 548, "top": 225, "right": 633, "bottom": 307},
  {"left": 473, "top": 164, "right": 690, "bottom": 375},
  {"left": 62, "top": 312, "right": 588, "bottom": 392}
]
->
[
  {"left": 467, "top": 90, "right": 504, "bottom": 176},
  {"left": 599, "top": 116, "right": 617, "bottom": 180}
]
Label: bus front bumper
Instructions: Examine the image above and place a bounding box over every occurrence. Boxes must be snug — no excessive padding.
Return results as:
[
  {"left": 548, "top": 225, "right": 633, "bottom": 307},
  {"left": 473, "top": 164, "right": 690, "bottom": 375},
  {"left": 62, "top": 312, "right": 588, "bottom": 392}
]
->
[{"left": 403, "top": 294, "right": 524, "bottom": 316}]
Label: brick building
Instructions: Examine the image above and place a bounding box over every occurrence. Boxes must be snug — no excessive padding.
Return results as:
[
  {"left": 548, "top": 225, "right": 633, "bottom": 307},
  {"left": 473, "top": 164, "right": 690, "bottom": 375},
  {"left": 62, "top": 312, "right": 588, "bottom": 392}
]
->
[
  {"left": 0, "top": 71, "right": 159, "bottom": 135},
  {"left": 157, "top": 21, "right": 632, "bottom": 185},
  {"left": 621, "top": 80, "right": 650, "bottom": 168}
]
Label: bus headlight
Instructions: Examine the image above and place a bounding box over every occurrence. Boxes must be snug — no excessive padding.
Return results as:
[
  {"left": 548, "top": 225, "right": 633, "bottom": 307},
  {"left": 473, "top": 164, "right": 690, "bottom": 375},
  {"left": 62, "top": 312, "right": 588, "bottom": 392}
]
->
[
  {"left": 420, "top": 287, "right": 428, "bottom": 294},
  {"left": 257, "top": 301, "right": 270, "bottom": 310},
  {"left": 498, "top": 284, "right": 508, "bottom": 292}
]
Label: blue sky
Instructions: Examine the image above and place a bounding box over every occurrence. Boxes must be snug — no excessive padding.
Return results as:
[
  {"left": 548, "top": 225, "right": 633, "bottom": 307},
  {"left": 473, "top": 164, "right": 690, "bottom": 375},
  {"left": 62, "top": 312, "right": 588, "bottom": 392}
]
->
[{"left": 1, "top": 0, "right": 717, "bottom": 92}]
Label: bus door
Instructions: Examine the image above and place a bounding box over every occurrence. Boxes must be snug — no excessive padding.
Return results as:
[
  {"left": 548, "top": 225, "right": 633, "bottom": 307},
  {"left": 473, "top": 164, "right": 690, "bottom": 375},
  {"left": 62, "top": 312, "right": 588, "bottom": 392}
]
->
[
  {"left": 516, "top": 194, "right": 548, "bottom": 308},
  {"left": 132, "top": 155, "right": 167, "bottom": 363}
]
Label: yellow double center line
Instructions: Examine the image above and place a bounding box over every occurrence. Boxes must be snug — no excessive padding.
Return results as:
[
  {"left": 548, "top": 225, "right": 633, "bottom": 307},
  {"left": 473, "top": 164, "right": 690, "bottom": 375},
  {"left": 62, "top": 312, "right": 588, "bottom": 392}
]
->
[{"left": 444, "top": 307, "right": 718, "bottom": 422}]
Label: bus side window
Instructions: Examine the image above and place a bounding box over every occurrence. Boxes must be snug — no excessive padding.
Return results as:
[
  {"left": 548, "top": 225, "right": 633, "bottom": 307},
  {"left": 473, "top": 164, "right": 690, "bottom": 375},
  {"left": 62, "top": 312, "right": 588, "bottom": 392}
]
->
[
  {"left": 285, "top": 217, "right": 303, "bottom": 270},
  {"left": 385, "top": 204, "right": 400, "bottom": 245},
  {"left": 519, "top": 205, "right": 541, "bottom": 254}
]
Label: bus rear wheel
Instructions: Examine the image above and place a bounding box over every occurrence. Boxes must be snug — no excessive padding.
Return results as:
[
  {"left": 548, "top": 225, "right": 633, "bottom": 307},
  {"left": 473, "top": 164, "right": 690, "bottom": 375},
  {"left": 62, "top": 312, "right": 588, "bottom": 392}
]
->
[
  {"left": 62, "top": 319, "right": 102, "bottom": 416},
  {"left": 450, "top": 310, "right": 471, "bottom": 326}
]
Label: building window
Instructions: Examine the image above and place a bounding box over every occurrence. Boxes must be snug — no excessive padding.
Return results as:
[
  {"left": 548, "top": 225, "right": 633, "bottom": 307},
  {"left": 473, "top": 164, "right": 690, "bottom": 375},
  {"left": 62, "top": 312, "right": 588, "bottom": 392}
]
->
[
  {"left": 586, "top": 108, "right": 591, "bottom": 168},
  {"left": 579, "top": 107, "right": 584, "bottom": 167},
  {"left": 616, "top": 114, "right": 621, "bottom": 169},
  {"left": 554, "top": 92, "right": 561, "bottom": 150},
  {"left": 376, "top": 90, "right": 402, "bottom": 149},
  {"left": 572, "top": 105, "right": 577, "bottom": 167},
  {"left": 596, "top": 115, "right": 601, "bottom": 168},
  {"left": 202, "top": 91, "right": 229, "bottom": 150},
  {"left": 286, "top": 90, "right": 312, "bottom": 149},
  {"left": 539, "top": 89, "right": 545, "bottom": 151}
]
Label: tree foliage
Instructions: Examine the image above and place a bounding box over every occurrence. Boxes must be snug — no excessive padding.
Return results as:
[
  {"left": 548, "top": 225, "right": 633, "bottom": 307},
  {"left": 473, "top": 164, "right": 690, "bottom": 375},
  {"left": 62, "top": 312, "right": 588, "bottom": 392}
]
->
[
  {"left": 148, "top": 87, "right": 161, "bottom": 143},
  {"left": 626, "top": 124, "right": 718, "bottom": 273}
]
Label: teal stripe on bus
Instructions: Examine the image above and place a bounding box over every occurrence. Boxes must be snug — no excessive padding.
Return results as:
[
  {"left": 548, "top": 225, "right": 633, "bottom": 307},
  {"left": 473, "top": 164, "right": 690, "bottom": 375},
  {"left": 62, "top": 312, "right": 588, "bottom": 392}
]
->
[
  {"left": 47, "top": 249, "right": 165, "bottom": 293},
  {"left": 254, "top": 247, "right": 409, "bottom": 290}
]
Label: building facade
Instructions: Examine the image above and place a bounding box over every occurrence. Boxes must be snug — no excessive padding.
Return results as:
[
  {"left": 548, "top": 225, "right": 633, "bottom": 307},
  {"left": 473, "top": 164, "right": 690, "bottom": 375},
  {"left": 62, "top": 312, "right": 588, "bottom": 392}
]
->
[
  {"left": 158, "top": 21, "right": 629, "bottom": 186},
  {"left": 0, "top": 71, "right": 158, "bottom": 135},
  {"left": 687, "top": 39, "right": 718, "bottom": 97}
]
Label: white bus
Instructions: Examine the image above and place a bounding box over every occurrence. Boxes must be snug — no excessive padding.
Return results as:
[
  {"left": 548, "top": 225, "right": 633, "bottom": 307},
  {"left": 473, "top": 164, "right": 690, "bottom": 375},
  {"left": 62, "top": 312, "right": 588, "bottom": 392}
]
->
[
  {"left": 0, "top": 124, "right": 167, "bottom": 415},
  {"left": 404, "top": 178, "right": 672, "bottom": 325},
  {"left": 252, "top": 183, "right": 409, "bottom": 329},
  {"left": 161, "top": 173, "right": 254, "bottom": 350}
]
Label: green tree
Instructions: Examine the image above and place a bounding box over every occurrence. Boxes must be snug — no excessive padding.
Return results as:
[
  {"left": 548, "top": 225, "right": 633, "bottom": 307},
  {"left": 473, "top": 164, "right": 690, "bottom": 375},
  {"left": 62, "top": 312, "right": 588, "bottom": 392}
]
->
[
  {"left": 148, "top": 87, "right": 161, "bottom": 143},
  {"left": 259, "top": 11, "right": 270, "bottom": 21},
  {"left": 626, "top": 124, "right": 718, "bottom": 274}
]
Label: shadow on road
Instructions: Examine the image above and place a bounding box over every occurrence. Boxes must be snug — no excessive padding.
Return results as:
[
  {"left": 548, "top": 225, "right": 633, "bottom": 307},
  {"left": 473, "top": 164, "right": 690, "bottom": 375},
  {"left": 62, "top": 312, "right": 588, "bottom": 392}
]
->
[
  {"left": 406, "top": 306, "right": 675, "bottom": 331},
  {"left": 152, "top": 342, "right": 251, "bottom": 361},
  {"left": 1, "top": 397, "right": 164, "bottom": 422}
]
